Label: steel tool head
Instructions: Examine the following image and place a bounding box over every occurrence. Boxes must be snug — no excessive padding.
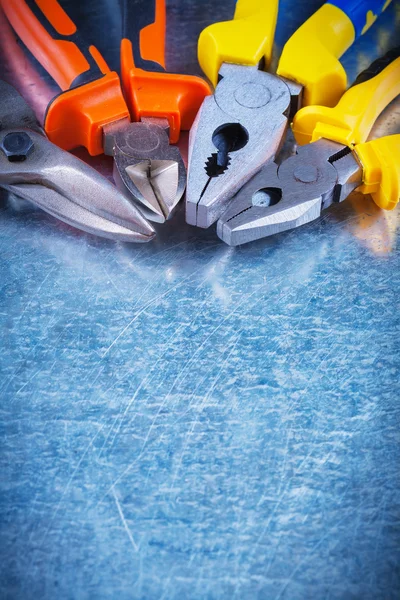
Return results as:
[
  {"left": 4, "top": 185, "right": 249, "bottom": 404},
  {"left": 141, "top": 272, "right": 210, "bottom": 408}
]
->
[
  {"left": 0, "top": 81, "right": 155, "bottom": 242},
  {"left": 217, "top": 140, "right": 363, "bottom": 246},
  {"left": 104, "top": 118, "right": 186, "bottom": 223},
  {"left": 186, "top": 64, "right": 293, "bottom": 228}
]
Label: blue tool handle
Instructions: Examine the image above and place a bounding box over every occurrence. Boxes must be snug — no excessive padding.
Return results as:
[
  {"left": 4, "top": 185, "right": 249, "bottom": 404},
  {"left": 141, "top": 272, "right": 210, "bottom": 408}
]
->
[{"left": 329, "top": 0, "right": 393, "bottom": 38}]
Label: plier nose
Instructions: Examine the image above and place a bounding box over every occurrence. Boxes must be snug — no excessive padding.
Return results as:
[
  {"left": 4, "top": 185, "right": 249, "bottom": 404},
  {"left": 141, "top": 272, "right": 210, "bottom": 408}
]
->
[{"left": 217, "top": 143, "right": 343, "bottom": 246}]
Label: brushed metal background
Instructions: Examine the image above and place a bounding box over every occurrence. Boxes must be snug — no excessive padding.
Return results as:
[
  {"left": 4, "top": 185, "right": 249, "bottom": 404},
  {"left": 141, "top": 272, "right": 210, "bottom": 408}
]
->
[{"left": 0, "top": 2, "right": 399, "bottom": 599}]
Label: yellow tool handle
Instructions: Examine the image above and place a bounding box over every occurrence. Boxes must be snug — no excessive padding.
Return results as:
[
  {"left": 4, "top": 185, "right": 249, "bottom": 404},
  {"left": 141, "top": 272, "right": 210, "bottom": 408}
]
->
[
  {"left": 355, "top": 134, "right": 400, "bottom": 210},
  {"left": 198, "top": 0, "right": 278, "bottom": 88},
  {"left": 292, "top": 56, "right": 400, "bottom": 147},
  {"left": 277, "top": 1, "right": 393, "bottom": 108}
]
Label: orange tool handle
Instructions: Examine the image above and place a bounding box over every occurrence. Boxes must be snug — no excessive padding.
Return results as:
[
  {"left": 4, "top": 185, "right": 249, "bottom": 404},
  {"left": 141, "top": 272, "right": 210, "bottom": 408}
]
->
[
  {"left": 120, "top": 0, "right": 211, "bottom": 143},
  {"left": 0, "top": 0, "right": 130, "bottom": 155}
]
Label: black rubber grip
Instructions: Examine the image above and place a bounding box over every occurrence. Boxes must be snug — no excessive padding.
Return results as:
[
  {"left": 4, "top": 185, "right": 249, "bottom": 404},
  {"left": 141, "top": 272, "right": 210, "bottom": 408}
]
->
[
  {"left": 352, "top": 46, "right": 400, "bottom": 87},
  {"left": 25, "top": 0, "right": 104, "bottom": 89},
  {"left": 119, "top": 0, "right": 165, "bottom": 73}
]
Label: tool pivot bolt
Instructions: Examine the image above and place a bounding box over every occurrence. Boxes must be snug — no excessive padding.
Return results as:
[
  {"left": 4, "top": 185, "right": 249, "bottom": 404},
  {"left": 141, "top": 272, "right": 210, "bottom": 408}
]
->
[
  {"left": 1, "top": 132, "right": 34, "bottom": 162},
  {"left": 293, "top": 165, "right": 318, "bottom": 183}
]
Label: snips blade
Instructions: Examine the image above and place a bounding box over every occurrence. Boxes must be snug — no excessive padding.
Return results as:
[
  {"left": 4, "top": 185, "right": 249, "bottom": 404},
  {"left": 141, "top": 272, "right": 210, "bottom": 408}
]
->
[
  {"left": 104, "top": 118, "right": 186, "bottom": 223},
  {"left": 0, "top": 81, "right": 155, "bottom": 243}
]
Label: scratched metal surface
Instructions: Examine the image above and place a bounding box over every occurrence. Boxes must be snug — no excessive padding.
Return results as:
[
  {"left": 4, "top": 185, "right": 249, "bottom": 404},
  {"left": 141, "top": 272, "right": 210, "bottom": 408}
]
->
[{"left": 1, "top": 1, "right": 400, "bottom": 599}]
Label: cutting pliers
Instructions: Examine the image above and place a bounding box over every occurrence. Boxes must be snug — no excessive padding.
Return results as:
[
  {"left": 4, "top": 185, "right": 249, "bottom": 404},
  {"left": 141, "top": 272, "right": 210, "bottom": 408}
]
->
[
  {"left": 217, "top": 50, "right": 400, "bottom": 246},
  {"left": 0, "top": 0, "right": 210, "bottom": 222},
  {"left": 186, "top": 0, "right": 393, "bottom": 229},
  {"left": 0, "top": 79, "right": 155, "bottom": 242}
]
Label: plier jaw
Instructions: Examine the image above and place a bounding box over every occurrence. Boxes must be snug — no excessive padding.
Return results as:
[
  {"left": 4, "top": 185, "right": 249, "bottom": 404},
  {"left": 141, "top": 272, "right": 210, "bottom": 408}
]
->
[
  {"left": 188, "top": 0, "right": 397, "bottom": 236},
  {"left": 186, "top": 64, "right": 292, "bottom": 229},
  {"left": 217, "top": 141, "right": 362, "bottom": 246},
  {"left": 104, "top": 118, "right": 186, "bottom": 223}
]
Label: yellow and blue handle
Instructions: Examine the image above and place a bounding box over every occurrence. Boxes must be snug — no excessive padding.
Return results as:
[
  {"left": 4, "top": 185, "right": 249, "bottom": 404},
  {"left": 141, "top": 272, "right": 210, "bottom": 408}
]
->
[
  {"left": 198, "top": 0, "right": 279, "bottom": 88},
  {"left": 292, "top": 50, "right": 400, "bottom": 211},
  {"left": 331, "top": 0, "right": 392, "bottom": 37},
  {"left": 199, "top": 0, "right": 393, "bottom": 106},
  {"left": 277, "top": 0, "right": 393, "bottom": 108}
]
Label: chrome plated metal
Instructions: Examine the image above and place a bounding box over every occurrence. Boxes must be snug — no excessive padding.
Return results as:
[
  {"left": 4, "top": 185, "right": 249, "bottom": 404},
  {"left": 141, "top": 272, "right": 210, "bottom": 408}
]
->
[
  {"left": 0, "top": 81, "right": 155, "bottom": 242},
  {"left": 186, "top": 65, "right": 293, "bottom": 228},
  {"left": 104, "top": 117, "right": 186, "bottom": 223},
  {"left": 217, "top": 140, "right": 363, "bottom": 246}
]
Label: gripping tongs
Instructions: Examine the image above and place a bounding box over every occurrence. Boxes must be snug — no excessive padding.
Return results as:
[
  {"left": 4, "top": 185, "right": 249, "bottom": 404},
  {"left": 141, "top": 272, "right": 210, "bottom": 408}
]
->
[
  {"left": 218, "top": 51, "right": 400, "bottom": 245},
  {"left": 187, "top": 0, "right": 393, "bottom": 228}
]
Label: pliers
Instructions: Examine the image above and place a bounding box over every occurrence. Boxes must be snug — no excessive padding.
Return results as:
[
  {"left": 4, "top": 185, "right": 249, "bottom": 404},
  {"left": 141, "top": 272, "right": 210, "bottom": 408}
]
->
[
  {"left": 0, "top": 0, "right": 210, "bottom": 223},
  {"left": 0, "top": 79, "right": 155, "bottom": 242},
  {"left": 186, "top": 0, "right": 393, "bottom": 229},
  {"left": 217, "top": 51, "right": 400, "bottom": 246}
]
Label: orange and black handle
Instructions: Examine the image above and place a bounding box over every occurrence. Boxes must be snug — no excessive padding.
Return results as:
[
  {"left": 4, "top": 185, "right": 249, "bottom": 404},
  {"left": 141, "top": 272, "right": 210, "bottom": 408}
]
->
[
  {"left": 120, "top": 0, "right": 211, "bottom": 144},
  {"left": 0, "top": 0, "right": 130, "bottom": 155}
]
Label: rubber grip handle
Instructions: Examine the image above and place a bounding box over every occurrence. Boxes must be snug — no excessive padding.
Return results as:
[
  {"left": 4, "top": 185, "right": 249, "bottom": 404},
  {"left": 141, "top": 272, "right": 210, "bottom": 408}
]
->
[
  {"left": 329, "top": 0, "right": 393, "bottom": 37},
  {"left": 0, "top": 0, "right": 131, "bottom": 155},
  {"left": 120, "top": 0, "right": 211, "bottom": 142},
  {"left": 277, "top": 1, "right": 393, "bottom": 108},
  {"left": 292, "top": 54, "right": 400, "bottom": 147},
  {"left": 120, "top": 0, "right": 166, "bottom": 72},
  {"left": 352, "top": 46, "right": 400, "bottom": 86},
  {"left": 197, "top": 0, "right": 279, "bottom": 88},
  {"left": 0, "top": 0, "right": 106, "bottom": 90},
  {"left": 355, "top": 134, "right": 400, "bottom": 210}
]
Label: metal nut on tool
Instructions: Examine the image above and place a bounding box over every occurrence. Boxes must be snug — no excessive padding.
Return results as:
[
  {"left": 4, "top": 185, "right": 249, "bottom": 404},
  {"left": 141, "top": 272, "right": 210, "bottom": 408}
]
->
[{"left": 1, "top": 131, "right": 34, "bottom": 161}]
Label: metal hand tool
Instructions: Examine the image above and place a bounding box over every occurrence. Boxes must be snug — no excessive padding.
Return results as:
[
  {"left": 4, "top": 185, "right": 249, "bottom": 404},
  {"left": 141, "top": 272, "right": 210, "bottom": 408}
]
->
[
  {"left": 217, "top": 51, "right": 400, "bottom": 246},
  {"left": 0, "top": 0, "right": 210, "bottom": 222},
  {"left": 0, "top": 80, "right": 155, "bottom": 242},
  {"left": 186, "top": 0, "right": 393, "bottom": 229}
]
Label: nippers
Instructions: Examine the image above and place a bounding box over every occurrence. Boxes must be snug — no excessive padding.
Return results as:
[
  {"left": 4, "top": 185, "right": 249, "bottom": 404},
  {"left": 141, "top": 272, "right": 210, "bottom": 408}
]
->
[
  {"left": 0, "top": 80, "right": 155, "bottom": 242},
  {"left": 217, "top": 51, "right": 400, "bottom": 246},
  {"left": 186, "top": 0, "right": 393, "bottom": 229},
  {"left": 1, "top": 0, "right": 210, "bottom": 222}
]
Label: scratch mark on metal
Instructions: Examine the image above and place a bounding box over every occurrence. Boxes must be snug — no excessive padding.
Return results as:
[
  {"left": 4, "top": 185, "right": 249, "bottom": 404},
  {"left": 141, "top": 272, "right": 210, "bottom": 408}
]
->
[
  {"left": 101, "top": 268, "right": 201, "bottom": 358},
  {"left": 38, "top": 423, "right": 106, "bottom": 547},
  {"left": 16, "top": 266, "right": 56, "bottom": 324},
  {"left": 112, "top": 488, "right": 139, "bottom": 552}
]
